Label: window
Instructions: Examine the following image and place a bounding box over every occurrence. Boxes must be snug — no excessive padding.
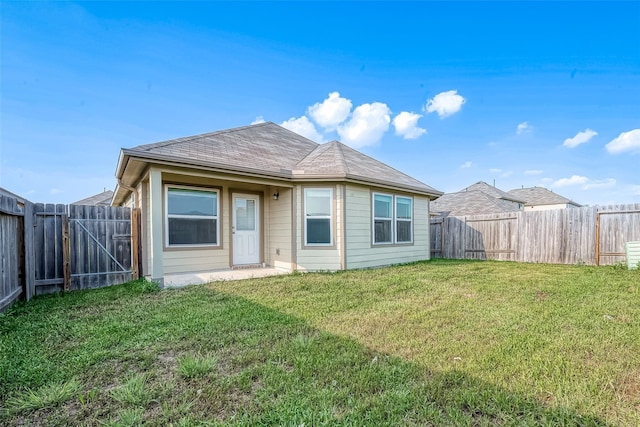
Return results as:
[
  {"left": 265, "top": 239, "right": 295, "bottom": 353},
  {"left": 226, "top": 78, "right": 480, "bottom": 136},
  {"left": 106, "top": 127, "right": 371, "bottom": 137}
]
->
[
  {"left": 373, "top": 194, "right": 393, "bottom": 244},
  {"left": 372, "top": 193, "right": 413, "bottom": 244},
  {"left": 304, "top": 188, "right": 333, "bottom": 245},
  {"left": 166, "top": 186, "right": 219, "bottom": 246},
  {"left": 395, "top": 196, "right": 413, "bottom": 243}
]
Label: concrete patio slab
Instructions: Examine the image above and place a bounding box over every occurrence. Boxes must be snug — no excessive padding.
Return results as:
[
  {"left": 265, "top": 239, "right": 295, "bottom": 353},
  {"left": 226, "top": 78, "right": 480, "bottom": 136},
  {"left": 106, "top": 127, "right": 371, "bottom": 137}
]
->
[{"left": 163, "top": 267, "right": 290, "bottom": 288}]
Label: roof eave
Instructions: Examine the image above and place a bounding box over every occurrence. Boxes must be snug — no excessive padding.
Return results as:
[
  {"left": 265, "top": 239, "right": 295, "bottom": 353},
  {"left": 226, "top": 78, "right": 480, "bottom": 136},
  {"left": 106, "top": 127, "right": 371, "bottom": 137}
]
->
[
  {"left": 291, "top": 172, "right": 443, "bottom": 198},
  {"left": 122, "top": 150, "right": 294, "bottom": 181},
  {"left": 117, "top": 150, "right": 443, "bottom": 199},
  {"left": 111, "top": 183, "right": 129, "bottom": 206}
]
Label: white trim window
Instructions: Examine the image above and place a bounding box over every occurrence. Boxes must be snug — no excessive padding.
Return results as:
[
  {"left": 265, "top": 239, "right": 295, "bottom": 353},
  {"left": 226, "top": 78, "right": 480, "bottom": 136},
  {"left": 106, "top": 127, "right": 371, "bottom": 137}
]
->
[
  {"left": 372, "top": 193, "right": 413, "bottom": 244},
  {"left": 304, "top": 188, "right": 333, "bottom": 246},
  {"left": 166, "top": 186, "right": 219, "bottom": 247},
  {"left": 395, "top": 196, "right": 413, "bottom": 243},
  {"left": 373, "top": 193, "right": 393, "bottom": 244}
]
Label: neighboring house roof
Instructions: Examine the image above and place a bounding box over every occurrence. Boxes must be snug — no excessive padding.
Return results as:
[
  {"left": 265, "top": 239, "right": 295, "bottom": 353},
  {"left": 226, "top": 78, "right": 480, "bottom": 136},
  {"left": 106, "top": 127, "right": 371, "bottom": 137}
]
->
[
  {"left": 430, "top": 190, "right": 522, "bottom": 217},
  {"left": 114, "top": 122, "right": 442, "bottom": 204},
  {"left": 508, "top": 187, "right": 581, "bottom": 207},
  {"left": 462, "top": 181, "right": 525, "bottom": 204},
  {"left": 73, "top": 190, "right": 114, "bottom": 206}
]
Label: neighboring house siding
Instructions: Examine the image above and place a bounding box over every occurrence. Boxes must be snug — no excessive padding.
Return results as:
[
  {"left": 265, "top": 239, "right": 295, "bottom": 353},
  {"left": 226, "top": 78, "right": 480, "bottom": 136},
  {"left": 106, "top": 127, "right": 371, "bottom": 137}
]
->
[
  {"left": 525, "top": 203, "right": 571, "bottom": 211},
  {"left": 267, "top": 187, "right": 293, "bottom": 270},
  {"left": 345, "top": 185, "right": 430, "bottom": 269},
  {"left": 295, "top": 184, "right": 342, "bottom": 271}
]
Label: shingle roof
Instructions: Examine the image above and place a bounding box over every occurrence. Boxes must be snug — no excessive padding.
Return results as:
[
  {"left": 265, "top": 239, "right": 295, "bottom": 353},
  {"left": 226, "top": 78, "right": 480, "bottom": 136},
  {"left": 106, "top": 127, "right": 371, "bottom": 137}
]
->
[
  {"left": 507, "top": 187, "right": 581, "bottom": 207},
  {"left": 430, "top": 190, "right": 522, "bottom": 217},
  {"left": 463, "top": 181, "right": 525, "bottom": 203},
  {"left": 295, "top": 141, "right": 436, "bottom": 191},
  {"left": 130, "top": 122, "right": 318, "bottom": 176},
  {"left": 73, "top": 190, "right": 114, "bottom": 206},
  {"left": 122, "top": 122, "right": 441, "bottom": 196}
]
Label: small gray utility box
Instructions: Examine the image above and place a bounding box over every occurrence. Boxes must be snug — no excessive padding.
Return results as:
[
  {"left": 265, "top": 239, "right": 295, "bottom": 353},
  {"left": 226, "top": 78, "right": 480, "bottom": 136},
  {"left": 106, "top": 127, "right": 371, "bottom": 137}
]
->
[{"left": 626, "top": 241, "right": 640, "bottom": 270}]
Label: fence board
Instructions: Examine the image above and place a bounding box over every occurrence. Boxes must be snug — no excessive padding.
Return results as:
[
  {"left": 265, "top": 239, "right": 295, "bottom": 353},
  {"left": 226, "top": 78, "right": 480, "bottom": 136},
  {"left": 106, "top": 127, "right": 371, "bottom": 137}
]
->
[
  {"left": 0, "top": 194, "right": 25, "bottom": 312},
  {"left": 431, "top": 204, "right": 640, "bottom": 266}
]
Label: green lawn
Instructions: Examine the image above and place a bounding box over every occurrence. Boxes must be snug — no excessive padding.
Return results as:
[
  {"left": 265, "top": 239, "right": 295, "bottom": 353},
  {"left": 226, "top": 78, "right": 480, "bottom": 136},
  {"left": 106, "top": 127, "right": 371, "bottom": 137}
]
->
[{"left": 1, "top": 260, "right": 638, "bottom": 426}]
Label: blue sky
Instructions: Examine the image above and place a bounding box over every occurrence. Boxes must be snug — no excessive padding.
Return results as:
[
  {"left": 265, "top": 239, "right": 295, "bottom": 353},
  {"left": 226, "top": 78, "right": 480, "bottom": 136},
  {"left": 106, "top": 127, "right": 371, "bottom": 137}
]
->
[{"left": 1, "top": 1, "right": 639, "bottom": 205}]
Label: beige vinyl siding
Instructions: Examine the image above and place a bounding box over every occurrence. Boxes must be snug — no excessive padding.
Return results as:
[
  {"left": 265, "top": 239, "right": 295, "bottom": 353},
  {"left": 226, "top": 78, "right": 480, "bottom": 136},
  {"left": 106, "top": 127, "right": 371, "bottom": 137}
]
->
[
  {"left": 163, "top": 249, "right": 229, "bottom": 274},
  {"left": 152, "top": 167, "right": 295, "bottom": 275},
  {"left": 295, "top": 185, "right": 342, "bottom": 271},
  {"left": 267, "top": 187, "right": 293, "bottom": 270},
  {"left": 136, "top": 181, "right": 149, "bottom": 278},
  {"left": 345, "top": 184, "right": 430, "bottom": 269}
]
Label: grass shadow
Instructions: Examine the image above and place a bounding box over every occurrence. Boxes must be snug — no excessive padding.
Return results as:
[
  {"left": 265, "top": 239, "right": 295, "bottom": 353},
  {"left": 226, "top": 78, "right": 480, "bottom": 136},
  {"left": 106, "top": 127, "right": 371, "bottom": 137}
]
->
[{"left": 0, "top": 278, "right": 617, "bottom": 426}]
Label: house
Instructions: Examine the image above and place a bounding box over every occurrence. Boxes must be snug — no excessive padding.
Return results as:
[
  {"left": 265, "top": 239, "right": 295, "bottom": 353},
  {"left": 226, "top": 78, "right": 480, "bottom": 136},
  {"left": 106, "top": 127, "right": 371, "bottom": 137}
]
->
[
  {"left": 73, "top": 189, "right": 114, "bottom": 206},
  {"left": 430, "top": 181, "right": 524, "bottom": 217},
  {"left": 111, "top": 122, "right": 442, "bottom": 285},
  {"left": 508, "top": 186, "right": 581, "bottom": 211}
]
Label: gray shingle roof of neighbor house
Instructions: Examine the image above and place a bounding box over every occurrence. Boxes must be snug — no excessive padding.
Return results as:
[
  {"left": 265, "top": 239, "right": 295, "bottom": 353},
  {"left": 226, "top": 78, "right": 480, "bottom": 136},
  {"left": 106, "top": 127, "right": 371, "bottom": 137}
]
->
[
  {"left": 507, "top": 186, "right": 581, "bottom": 207},
  {"left": 116, "top": 122, "right": 442, "bottom": 198},
  {"left": 430, "top": 189, "right": 522, "bottom": 217},
  {"left": 73, "top": 190, "right": 114, "bottom": 206},
  {"left": 463, "top": 181, "right": 525, "bottom": 204}
]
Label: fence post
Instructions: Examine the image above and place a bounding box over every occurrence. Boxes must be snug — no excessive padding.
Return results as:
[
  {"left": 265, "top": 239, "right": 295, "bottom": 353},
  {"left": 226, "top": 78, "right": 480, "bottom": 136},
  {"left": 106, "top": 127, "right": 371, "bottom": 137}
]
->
[
  {"left": 595, "top": 211, "right": 600, "bottom": 266},
  {"left": 23, "top": 201, "right": 35, "bottom": 301},
  {"left": 62, "top": 214, "right": 71, "bottom": 291}
]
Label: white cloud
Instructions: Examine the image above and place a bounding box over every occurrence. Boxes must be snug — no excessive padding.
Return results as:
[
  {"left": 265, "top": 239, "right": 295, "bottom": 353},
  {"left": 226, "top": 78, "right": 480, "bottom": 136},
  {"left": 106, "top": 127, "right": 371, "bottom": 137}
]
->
[
  {"left": 582, "top": 178, "right": 616, "bottom": 190},
  {"left": 337, "top": 102, "right": 391, "bottom": 148},
  {"left": 563, "top": 128, "right": 597, "bottom": 148},
  {"left": 501, "top": 171, "right": 513, "bottom": 178},
  {"left": 281, "top": 116, "right": 324, "bottom": 143},
  {"left": 524, "top": 169, "right": 543, "bottom": 176},
  {"left": 250, "top": 116, "right": 265, "bottom": 125},
  {"left": 425, "top": 90, "right": 466, "bottom": 118},
  {"left": 308, "top": 92, "right": 353, "bottom": 130},
  {"left": 517, "top": 121, "right": 532, "bottom": 135},
  {"left": 392, "top": 112, "right": 426, "bottom": 139},
  {"left": 605, "top": 129, "right": 640, "bottom": 154},
  {"left": 460, "top": 161, "right": 472, "bottom": 169},
  {"left": 489, "top": 168, "right": 502, "bottom": 173},
  {"left": 551, "top": 175, "right": 589, "bottom": 187}
]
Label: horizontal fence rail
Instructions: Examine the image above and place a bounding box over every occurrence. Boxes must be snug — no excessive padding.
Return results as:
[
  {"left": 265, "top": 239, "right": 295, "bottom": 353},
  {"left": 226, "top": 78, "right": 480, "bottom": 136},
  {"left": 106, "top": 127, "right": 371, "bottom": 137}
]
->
[{"left": 430, "top": 203, "right": 640, "bottom": 266}]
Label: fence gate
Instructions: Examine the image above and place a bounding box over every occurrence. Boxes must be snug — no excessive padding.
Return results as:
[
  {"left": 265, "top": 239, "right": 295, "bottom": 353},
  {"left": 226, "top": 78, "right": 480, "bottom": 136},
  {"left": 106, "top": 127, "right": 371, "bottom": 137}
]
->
[{"left": 34, "top": 204, "right": 138, "bottom": 295}]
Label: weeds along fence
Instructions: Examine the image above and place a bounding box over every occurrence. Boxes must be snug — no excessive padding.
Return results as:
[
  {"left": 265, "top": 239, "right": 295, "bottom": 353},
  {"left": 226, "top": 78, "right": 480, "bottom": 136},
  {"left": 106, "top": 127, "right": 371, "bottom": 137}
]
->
[
  {"left": 1, "top": 192, "right": 141, "bottom": 312},
  {"left": 430, "top": 203, "right": 640, "bottom": 265}
]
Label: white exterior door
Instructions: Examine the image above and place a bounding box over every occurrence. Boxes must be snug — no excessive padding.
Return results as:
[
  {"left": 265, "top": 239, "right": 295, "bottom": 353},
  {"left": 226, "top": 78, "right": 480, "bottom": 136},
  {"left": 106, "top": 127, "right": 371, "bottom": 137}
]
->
[{"left": 232, "top": 194, "right": 260, "bottom": 265}]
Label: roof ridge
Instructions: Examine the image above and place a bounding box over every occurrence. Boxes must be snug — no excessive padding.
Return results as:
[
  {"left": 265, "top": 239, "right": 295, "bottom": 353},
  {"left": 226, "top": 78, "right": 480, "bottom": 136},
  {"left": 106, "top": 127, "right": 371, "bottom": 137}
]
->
[
  {"left": 293, "top": 142, "right": 328, "bottom": 168},
  {"left": 465, "top": 181, "right": 525, "bottom": 203},
  {"left": 333, "top": 141, "right": 351, "bottom": 175},
  {"left": 335, "top": 141, "right": 425, "bottom": 183}
]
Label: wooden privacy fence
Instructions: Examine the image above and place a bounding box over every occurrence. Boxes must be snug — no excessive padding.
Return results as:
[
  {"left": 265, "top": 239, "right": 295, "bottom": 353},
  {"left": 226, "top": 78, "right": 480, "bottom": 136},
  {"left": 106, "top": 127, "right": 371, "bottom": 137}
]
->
[
  {"left": 430, "top": 203, "right": 640, "bottom": 265},
  {"left": 1, "top": 192, "right": 141, "bottom": 311},
  {"left": 34, "top": 203, "right": 140, "bottom": 295}
]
